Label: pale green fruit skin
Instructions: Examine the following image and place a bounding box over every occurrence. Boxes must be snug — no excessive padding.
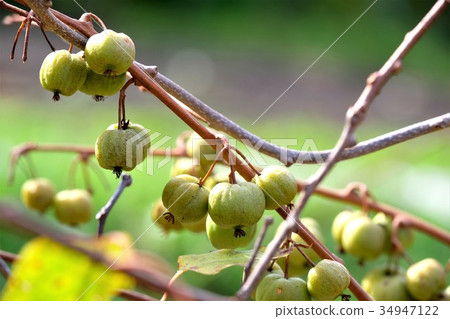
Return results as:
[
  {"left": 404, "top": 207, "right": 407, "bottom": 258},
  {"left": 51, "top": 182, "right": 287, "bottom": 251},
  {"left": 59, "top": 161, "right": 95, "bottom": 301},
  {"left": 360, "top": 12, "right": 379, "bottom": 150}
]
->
[
  {"left": 170, "top": 158, "right": 207, "bottom": 178},
  {"left": 53, "top": 189, "right": 92, "bottom": 225},
  {"left": 21, "top": 178, "right": 55, "bottom": 213},
  {"left": 79, "top": 68, "right": 126, "bottom": 97},
  {"left": 331, "top": 210, "right": 364, "bottom": 245},
  {"left": 373, "top": 212, "right": 414, "bottom": 254},
  {"left": 208, "top": 182, "right": 265, "bottom": 229},
  {"left": 253, "top": 165, "right": 297, "bottom": 210},
  {"left": 162, "top": 174, "right": 209, "bottom": 223},
  {"left": 362, "top": 268, "right": 411, "bottom": 301},
  {"left": 206, "top": 215, "right": 256, "bottom": 249},
  {"left": 307, "top": 259, "right": 350, "bottom": 301},
  {"left": 182, "top": 214, "right": 207, "bottom": 233},
  {"left": 247, "top": 264, "right": 284, "bottom": 300},
  {"left": 341, "top": 215, "right": 386, "bottom": 261},
  {"left": 185, "top": 132, "right": 219, "bottom": 168},
  {"left": 85, "top": 29, "right": 135, "bottom": 76},
  {"left": 276, "top": 218, "right": 324, "bottom": 276},
  {"left": 95, "top": 123, "right": 150, "bottom": 172},
  {"left": 203, "top": 171, "right": 243, "bottom": 191},
  {"left": 152, "top": 199, "right": 183, "bottom": 233},
  {"left": 39, "top": 50, "right": 88, "bottom": 97},
  {"left": 255, "top": 273, "right": 311, "bottom": 301},
  {"left": 406, "top": 258, "right": 447, "bottom": 301}
]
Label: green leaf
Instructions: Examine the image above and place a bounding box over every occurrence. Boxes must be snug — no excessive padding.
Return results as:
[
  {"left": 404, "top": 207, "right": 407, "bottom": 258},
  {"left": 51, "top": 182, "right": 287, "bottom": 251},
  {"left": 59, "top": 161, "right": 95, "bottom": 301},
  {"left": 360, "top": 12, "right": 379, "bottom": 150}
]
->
[
  {"left": 1, "top": 236, "right": 134, "bottom": 301},
  {"left": 178, "top": 248, "right": 286, "bottom": 275}
]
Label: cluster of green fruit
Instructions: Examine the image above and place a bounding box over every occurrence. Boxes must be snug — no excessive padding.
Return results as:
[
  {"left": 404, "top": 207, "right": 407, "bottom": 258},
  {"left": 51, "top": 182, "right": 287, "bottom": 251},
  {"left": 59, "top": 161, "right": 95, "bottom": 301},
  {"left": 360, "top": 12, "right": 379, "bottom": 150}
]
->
[
  {"left": 152, "top": 132, "right": 298, "bottom": 250},
  {"left": 21, "top": 178, "right": 92, "bottom": 226},
  {"left": 253, "top": 259, "right": 351, "bottom": 301},
  {"left": 361, "top": 258, "right": 449, "bottom": 301},
  {"left": 39, "top": 29, "right": 135, "bottom": 101},
  {"left": 332, "top": 209, "right": 414, "bottom": 262}
]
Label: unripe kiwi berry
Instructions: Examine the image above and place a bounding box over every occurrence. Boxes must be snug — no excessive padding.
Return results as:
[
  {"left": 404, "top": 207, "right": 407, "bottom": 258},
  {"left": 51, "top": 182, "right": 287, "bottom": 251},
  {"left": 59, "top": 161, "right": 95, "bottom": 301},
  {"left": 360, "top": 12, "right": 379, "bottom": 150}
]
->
[
  {"left": 341, "top": 215, "right": 387, "bottom": 261},
  {"left": 151, "top": 199, "right": 183, "bottom": 233},
  {"left": 162, "top": 174, "right": 209, "bottom": 224},
  {"left": 84, "top": 29, "right": 135, "bottom": 76},
  {"left": 206, "top": 215, "right": 256, "bottom": 249},
  {"left": 79, "top": 67, "right": 127, "bottom": 101},
  {"left": 21, "top": 178, "right": 55, "bottom": 213},
  {"left": 185, "top": 132, "right": 220, "bottom": 168},
  {"left": 253, "top": 165, "right": 298, "bottom": 210},
  {"left": 182, "top": 214, "right": 207, "bottom": 233},
  {"left": 39, "top": 49, "right": 88, "bottom": 101},
  {"left": 255, "top": 273, "right": 311, "bottom": 301},
  {"left": 372, "top": 212, "right": 414, "bottom": 255},
  {"left": 53, "top": 189, "right": 92, "bottom": 225},
  {"left": 95, "top": 122, "right": 150, "bottom": 177},
  {"left": 170, "top": 158, "right": 208, "bottom": 178},
  {"left": 362, "top": 267, "right": 411, "bottom": 301},
  {"left": 331, "top": 209, "right": 364, "bottom": 246},
  {"left": 406, "top": 258, "right": 447, "bottom": 301},
  {"left": 307, "top": 259, "right": 350, "bottom": 301},
  {"left": 208, "top": 181, "right": 265, "bottom": 236}
]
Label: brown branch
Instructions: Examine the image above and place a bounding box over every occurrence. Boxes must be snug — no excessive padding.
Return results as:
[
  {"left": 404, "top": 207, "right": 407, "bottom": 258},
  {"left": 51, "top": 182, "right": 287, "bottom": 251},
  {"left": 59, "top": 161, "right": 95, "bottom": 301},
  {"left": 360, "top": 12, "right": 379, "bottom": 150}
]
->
[
  {"left": 0, "top": 256, "right": 10, "bottom": 279},
  {"left": 237, "top": 0, "right": 449, "bottom": 301},
  {"left": 117, "top": 289, "right": 157, "bottom": 301},
  {"left": 243, "top": 216, "right": 274, "bottom": 285},
  {"left": 0, "top": 203, "right": 228, "bottom": 301}
]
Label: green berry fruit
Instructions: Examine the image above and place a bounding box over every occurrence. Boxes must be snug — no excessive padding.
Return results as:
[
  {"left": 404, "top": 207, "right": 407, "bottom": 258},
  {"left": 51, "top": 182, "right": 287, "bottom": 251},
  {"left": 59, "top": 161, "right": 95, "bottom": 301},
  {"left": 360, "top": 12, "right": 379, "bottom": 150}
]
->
[
  {"left": 170, "top": 158, "right": 207, "bottom": 178},
  {"left": 182, "top": 214, "right": 207, "bottom": 233},
  {"left": 95, "top": 122, "right": 150, "bottom": 177},
  {"left": 79, "top": 67, "right": 127, "bottom": 101},
  {"left": 255, "top": 273, "right": 311, "bottom": 301},
  {"left": 206, "top": 215, "right": 256, "bottom": 249},
  {"left": 151, "top": 199, "right": 183, "bottom": 233},
  {"left": 331, "top": 209, "right": 364, "bottom": 246},
  {"left": 253, "top": 165, "right": 298, "bottom": 210},
  {"left": 53, "top": 189, "right": 92, "bottom": 226},
  {"left": 372, "top": 212, "right": 414, "bottom": 255},
  {"left": 203, "top": 171, "right": 242, "bottom": 191},
  {"left": 39, "top": 49, "right": 88, "bottom": 101},
  {"left": 246, "top": 263, "right": 284, "bottom": 300},
  {"left": 362, "top": 267, "right": 411, "bottom": 301},
  {"left": 208, "top": 181, "right": 265, "bottom": 235},
  {"left": 406, "top": 258, "right": 447, "bottom": 301},
  {"left": 84, "top": 29, "right": 135, "bottom": 76},
  {"left": 307, "top": 259, "right": 350, "bottom": 301},
  {"left": 21, "top": 178, "right": 55, "bottom": 213},
  {"left": 162, "top": 174, "right": 209, "bottom": 224},
  {"left": 341, "top": 215, "right": 386, "bottom": 261},
  {"left": 185, "top": 132, "right": 220, "bottom": 168},
  {"left": 276, "top": 217, "right": 324, "bottom": 276}
]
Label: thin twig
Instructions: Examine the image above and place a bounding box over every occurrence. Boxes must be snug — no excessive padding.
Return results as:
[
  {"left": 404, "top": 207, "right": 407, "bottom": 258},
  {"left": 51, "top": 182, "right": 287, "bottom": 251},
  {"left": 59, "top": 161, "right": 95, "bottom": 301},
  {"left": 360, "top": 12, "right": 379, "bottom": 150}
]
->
[
  {"left": 0, "top": 256, "right": 10, "bottom": 279},
  {"left": 160, "top": 270, "right": 186, "bottom": 301},
  {"left": 243, "top": 216, "right": 274, "bottom": 284},
  {"left": 117, "top": 289, "right": 157, "bottom": 301},
  {"left": 96, "top": 174, "right": 132, "bottom": 237}
]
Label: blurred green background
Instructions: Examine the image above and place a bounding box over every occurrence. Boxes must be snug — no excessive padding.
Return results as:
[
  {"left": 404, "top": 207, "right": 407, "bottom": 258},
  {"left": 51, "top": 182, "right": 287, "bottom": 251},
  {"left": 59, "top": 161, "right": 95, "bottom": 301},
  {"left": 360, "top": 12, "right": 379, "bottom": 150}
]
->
[{"left": 0, "top": 0, "right": 449, "bottom": 298}]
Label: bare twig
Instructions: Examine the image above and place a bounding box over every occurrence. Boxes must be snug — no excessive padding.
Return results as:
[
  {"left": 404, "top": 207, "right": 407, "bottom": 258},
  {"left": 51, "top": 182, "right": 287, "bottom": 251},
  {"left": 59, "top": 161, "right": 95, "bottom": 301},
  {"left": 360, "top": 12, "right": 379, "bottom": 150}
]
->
[
  {"left": 117, "top": 289, "right": 157, "bottom": 301},
  {"left": 0, "top": 203, "right": 228, "bottom": 301},
  {"left": 96, "top": 174, "right": 132, "bottom": 237},
  {"left": 0, "top": 256, "right": 10, "bottom": 279},
  {"left": 237, "top": 0, "right": 448, "bottom": 301},
  {"left": 243, "top": 216, "right": 274, "bottom": 284}
]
